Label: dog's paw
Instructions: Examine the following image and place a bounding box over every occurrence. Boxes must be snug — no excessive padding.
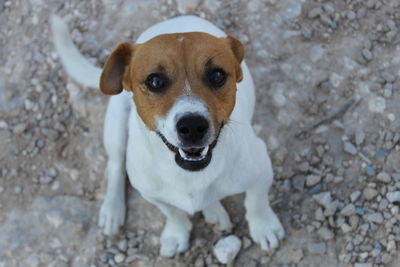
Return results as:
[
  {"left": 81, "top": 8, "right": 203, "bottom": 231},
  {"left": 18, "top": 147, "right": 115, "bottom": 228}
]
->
[
  {"left": 160, "top": 222, "right": 191, "bottom": 257},
  {"left": 202, "top": 202, "right": 232, "bottom": 231},
  {"left": 98, "top": 197, "right": 125, "bottom": 236},
  {"left": 247, "top": 211, "right": 285, "bottom": 251}
]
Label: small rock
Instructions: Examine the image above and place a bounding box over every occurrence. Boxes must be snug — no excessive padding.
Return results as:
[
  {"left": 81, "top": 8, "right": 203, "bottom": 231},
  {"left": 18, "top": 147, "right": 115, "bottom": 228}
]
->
[
  {"left": 117, "top": 239, "right": 128, "bottom": 252},
  {"left": 387, "top": 240, "right": 396, "bottom": 251},
  {"left": 13, "top": 123, "right": 27, "bottom": 135},
  {"left": 354, "top": 263, "right": 372, "bottom": 267},
  {"left": 14, "top": 186, "right": 22, "bottom": 194},
  {"left": 349, "top": 215, "right": 359, "bottom": 229},
  {"left": 365, "top": 212, "right": 384, "bottom": 224},
  {"left": 242, "top": 236, "right": 252, "bottom": 249},
  {"left": 313, "top": 192, "right": 333, "bottom": 209},
  {"left": 386, "top": 191, "right": 400, "bottom": 202},
  {"left": 377, "top": 172, "right": 391, "bottom": 183},
  {"left": 382, "top": 72, "right": 396, "bottom": 83},
  {"left": 176, "top": 0, "right": 201, "bottom": 13},
  {"left": 341, "top": 204, "right": 356, "bottom": 216},
  {"left": 344, "top": 142, "right": 357, "bottom": 155},
  {"left": 355, "top": 130, "right": 365, "bottom": 146},
  {"left": 308, "top": 7, "right": 323, "bottom": 19},
  {"left": 347, "top": 10, "right": 356, "bottom": 20},
  {"left": 41, "top": 128, "right": 60, "bottom": 140},
  {"left": 329, "top": 73, "right": 343, "bottom": 88},
  {"left": 0, "top": 120, "right": 8, "bottom": 129},
  {"left": 383, "top": 83, "right": 393, "bottom": 98},
  {"left": 213, "top": 235, "right": 241, "bottom": 264},
  {"left": 194, "top": 257, "right": 205, "bottom": 267},
  {"left": 306, "top": 175, "right": 321, "bottom": 187},
  {"left": 340, "top": 223, "right": 352, "bottom": 233},
  {"left": 317, "top": 227, "right": 334, "bottom": 240},
  {"left": 365, "top": 167, "right": 377, "bottom": 178},
  {"left": 309, "top": 183, "right": 322, "bottom": 194},
  {"left": 363, "top": 188, "right": 378, "bottom": 200},
  {"left": 362, "top": 49, "right": 373, "bottom": 62},
  {"left": 368, "top": 96, "right": 385, "bottom": 113},
  {"left": 350, "top": 191, "right": 361, "bottom": 202},
  {"left": 114, "top": 253, "right": 125, "bottom": 264}
]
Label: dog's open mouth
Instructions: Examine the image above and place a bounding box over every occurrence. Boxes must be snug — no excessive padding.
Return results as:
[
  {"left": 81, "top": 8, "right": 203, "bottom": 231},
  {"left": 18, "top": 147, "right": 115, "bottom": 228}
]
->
[{"left": 157, "top": 133, "right": 218, "bottom": 171}]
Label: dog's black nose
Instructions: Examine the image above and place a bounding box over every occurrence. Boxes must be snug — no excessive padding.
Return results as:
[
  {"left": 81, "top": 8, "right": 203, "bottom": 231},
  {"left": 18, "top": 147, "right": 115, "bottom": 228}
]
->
[{"left": 177, "top": 115, "right": 209, "bottom": 145}]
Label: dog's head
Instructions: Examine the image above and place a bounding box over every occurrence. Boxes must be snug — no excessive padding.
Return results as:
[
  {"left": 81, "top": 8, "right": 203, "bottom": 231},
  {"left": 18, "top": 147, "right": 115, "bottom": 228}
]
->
[{"left": 100, "top": 32, "right": 244, "bottom": 171}]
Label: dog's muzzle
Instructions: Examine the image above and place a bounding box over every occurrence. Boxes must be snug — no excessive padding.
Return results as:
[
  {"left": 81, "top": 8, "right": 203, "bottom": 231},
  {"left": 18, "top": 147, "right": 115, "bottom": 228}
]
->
[{"left": 157, "top": 123, "right": 222, "bottom": 171}]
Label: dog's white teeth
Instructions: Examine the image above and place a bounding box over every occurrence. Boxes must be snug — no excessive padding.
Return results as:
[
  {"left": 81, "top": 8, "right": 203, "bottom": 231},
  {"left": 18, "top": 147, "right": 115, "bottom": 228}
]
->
[
  {"left": 179, "top": 148, "right": 187, "bottom": 159},
  {"left": 201, "top": 146, "right": 209, "bottom": 157}
]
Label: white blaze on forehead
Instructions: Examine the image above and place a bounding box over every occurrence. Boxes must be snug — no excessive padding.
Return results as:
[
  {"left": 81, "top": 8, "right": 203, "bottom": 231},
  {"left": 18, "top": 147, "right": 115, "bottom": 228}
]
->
[
  {"left": 156, "top": 96, "right": 212, "bottom": 147},
  {"left": 183, "top": 79, "right": 192, "bottom": 94}
]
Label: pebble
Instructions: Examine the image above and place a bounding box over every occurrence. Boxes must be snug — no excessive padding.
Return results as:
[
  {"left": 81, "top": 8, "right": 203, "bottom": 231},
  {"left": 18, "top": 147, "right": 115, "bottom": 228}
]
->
[
  {"left": 213, "top": 235, "right": 241, "bottom": 264},
  {"left": 117, "top": 239, "right": 128, "bottom": 252},
  {"left": 13, "top": 123, "right": 27, "bottom": 135},
  {"left": 176, "top": 0, "right": 201, "bottom": 13},
  {"left": 377, "top": 172, "right": 391, "bottom": 183},
  {"left": 341, "top": 223, "right": 352, "bottom": 233},
  {"left": 382, "top": 72, "right": 396, "bottom": 83},
  {"left": 344, "top": 142, "right": 357, "bottom": 155},
  {"left": 363, "top": 188, "right": 378, "bottom": 200},
  {"left": 354, "top": 263, "right": 372, "bottom": 267},
  {"left": 368, "top": 96, "right": 385, "bottom": 113},
  {"left": 386, "top": 191, "right": 400, "bottom": 202},
  {"left": 364, "top": 165, "right": 376, "bottom": 176},
  {"left": 349, "top": 215, "right": 359, "bottom": 229},
  {"left": 309, "top": 183, "right": 322, "bottom": 194},
  {"left": 317, "top": 227, "right": 334, "bottom": 240},
  {"left": 114, "top": 253, "right": 125, "bottom": 264},
  {"left": 347, "top": 11, "right": 356, "bottom": 20},
  {"left": 383, "top": 83, "right": 393, "bottom": 98},
  {"left": 350, "top": 191, "right": 361, "bottom": 202},
  {"left": 362, "top": 49, "right": 373, "bottom": 61},
  {"left": 308, "top": 7, "right": 323, "bottom": 19},
  {"left": 341, "top": 204, "right": 356, "bottom": 216},
  {"left": 365, "top": 212, "right": 384, "bottom": 224},
  {"left": 313, "top": 192, "right": 333, "bottom": 209},
  {"left": 355, "top": 130, "right": 365, "bottom": 146},
  {"left": 0, "top": 120, "right": 8, "bottom": 129},
  {"left": 306, "top": 175, "right": 321, "bottom": 187}
]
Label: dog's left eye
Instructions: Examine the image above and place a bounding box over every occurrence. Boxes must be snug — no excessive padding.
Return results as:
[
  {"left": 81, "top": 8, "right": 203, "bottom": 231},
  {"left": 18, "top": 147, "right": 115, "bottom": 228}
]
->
[
  {"left": 145, "top": 73, "right": 169, "bottom": 92},
  {"left": 206, "top": 68, "right": 227, "bottom": 88}
]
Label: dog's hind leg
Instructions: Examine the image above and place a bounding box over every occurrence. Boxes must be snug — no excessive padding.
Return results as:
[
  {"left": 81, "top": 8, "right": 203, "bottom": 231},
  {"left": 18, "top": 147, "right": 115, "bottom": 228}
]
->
[
  {"left": 99, "top": 92, "right": 131, "bottom": 236},
  {"left": 144, "top": 197, "right": 192, "bottom": 257},
  {"left": 244, "top": 137, "right": 285, "bottom": 251},
  {"left": 202, "top": 201, "right": 232, "bottom": 231}
]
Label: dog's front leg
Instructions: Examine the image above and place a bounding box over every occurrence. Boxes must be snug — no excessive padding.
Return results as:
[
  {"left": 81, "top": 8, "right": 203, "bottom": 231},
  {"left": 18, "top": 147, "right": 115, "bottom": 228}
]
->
[
  {"left": 244, "top": 185, "right": 285, "bottom": 251},
  {"left": 98, "top": 157, "right": 126, "bottom": 236},
  {"left": 99, "top": 95, "right": 130, "bottom": 236},
  {"left": 144, "top": 197, "right": 192, "bottom": 257}
]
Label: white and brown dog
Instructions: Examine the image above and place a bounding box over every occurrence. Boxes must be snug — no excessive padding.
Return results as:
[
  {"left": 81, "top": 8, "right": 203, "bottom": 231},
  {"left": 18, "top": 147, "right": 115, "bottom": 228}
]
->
[{"left": 51, "top": 14, "right": 284, "bottom": 257}]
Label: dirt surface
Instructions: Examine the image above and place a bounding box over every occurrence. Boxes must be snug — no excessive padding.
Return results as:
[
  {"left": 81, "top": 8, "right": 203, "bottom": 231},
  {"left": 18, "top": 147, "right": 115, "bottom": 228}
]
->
[{"left": 1, "top": 0, "right": 400, "bottom": 266}]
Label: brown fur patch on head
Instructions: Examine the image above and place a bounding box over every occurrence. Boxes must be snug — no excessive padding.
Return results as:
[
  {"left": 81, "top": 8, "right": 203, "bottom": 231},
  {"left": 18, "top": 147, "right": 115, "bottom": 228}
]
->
[{"left": 113, "top": 32, "right": 245, "bottom": 134}]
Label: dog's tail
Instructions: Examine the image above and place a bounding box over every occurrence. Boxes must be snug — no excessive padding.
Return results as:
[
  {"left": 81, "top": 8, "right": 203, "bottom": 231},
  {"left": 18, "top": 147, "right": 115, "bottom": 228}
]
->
[{"left": 50, "top": 14, "right": 101, "bottom": 89}]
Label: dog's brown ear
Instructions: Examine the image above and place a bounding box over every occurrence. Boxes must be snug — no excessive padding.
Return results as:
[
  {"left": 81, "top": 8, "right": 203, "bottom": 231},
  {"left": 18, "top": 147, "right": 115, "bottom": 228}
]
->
[
  {"left": 225, "top": 35, "right": 244, "bottom": 82},
  {"left": 100, "top": 42, "right": 136, "bottom": 95}
]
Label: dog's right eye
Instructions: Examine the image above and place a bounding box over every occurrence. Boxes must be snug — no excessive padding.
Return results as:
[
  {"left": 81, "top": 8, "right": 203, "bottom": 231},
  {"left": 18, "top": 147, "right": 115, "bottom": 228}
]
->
[{"left": 145, "top": 73, "right": 169, "bottom": 93}]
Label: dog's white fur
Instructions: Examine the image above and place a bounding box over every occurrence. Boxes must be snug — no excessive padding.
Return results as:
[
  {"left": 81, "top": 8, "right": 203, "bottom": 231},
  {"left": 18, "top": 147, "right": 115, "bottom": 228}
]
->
[{"left": 51, "top": 14, "right": 284, "bottom": 257}]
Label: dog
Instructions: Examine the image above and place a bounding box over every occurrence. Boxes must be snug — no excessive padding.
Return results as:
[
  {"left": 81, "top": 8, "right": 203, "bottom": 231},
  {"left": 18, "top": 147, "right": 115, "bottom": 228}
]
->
[{"left": 51, "top": 14, "right": 284, "bottom": 257}]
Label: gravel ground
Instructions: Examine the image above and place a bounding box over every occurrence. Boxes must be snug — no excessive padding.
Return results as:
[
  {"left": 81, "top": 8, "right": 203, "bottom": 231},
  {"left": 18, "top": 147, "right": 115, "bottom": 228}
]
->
[{"left": 1, "top": 0, "right": 400, "bottom": 266}]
